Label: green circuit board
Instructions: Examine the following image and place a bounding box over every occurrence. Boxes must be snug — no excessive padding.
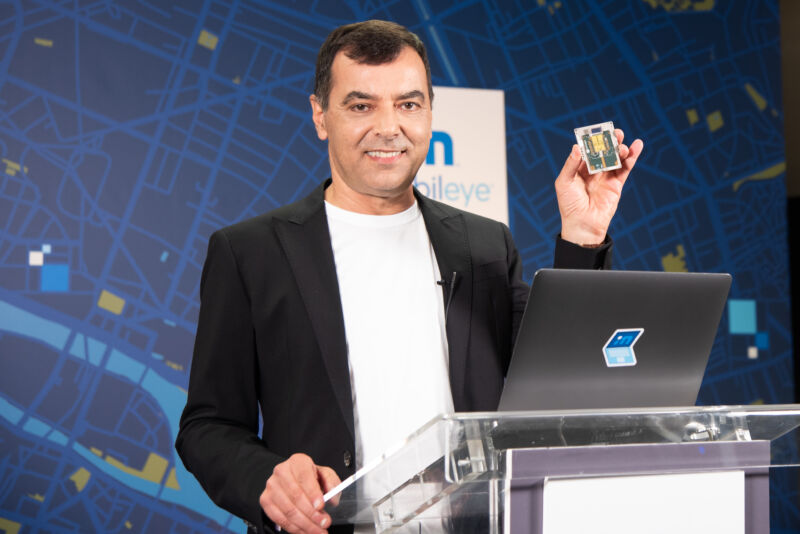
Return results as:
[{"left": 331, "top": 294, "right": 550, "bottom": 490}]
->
[{"left": 574, "top": 121, "right": 622, "bottom": 174}]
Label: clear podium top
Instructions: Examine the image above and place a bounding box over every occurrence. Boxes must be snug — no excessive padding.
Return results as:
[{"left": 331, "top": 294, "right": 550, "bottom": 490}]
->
[{"left": 323, "top": 404, "right": 800, "bottom": 531}]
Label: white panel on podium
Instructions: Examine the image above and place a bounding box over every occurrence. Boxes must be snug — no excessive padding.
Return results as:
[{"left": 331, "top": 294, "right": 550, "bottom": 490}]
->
[{"left": 543, "top": 470, "right": 744, "bottom": 534}]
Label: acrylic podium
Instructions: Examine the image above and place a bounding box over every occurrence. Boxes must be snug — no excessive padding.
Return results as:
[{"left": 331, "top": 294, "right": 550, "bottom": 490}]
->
[{"left": 323, "top": 405, "right": 800, "bottom": 533}]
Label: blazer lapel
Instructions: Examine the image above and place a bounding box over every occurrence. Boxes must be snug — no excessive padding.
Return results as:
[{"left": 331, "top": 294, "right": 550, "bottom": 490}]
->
[
  {"left": 417, "top": 193, "right": 473, "bottom": 411},
  {"left": 273, "top": 183, "right": 354, "bottom": 438}
]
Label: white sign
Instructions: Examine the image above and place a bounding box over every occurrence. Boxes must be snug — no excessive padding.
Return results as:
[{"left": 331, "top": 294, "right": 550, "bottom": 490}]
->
[
  {"left": 415, "top": 86, "right": 508, "bottom": 224},
  {"left": 543, "top": 470, "right": 745, "bottom": 534}
]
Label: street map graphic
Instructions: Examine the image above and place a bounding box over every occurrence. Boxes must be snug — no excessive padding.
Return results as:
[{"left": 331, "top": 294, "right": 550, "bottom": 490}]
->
[{"left": 0, "top": 1, "right": 791, "bottom": 531}]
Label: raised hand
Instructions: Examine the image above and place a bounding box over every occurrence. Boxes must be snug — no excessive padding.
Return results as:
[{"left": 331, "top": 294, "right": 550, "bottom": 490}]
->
[{"left": 555, "top": 129, "right": 643, "bottom": 246}]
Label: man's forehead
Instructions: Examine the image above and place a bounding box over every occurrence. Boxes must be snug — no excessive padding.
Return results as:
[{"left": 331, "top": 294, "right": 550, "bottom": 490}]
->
[{"left": 329, "top": 47, "right": 428, "bottom": 96}]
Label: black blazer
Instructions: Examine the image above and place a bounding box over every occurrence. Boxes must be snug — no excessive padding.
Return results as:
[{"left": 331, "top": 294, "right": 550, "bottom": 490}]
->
[{"left": 176, "top": 180, "right": 611, "bottom": 532}]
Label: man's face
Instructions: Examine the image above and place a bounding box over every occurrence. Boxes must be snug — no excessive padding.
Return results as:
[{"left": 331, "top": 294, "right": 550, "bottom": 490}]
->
[{"left": 310, "top": 46, "right": 432, "bottom": 211}]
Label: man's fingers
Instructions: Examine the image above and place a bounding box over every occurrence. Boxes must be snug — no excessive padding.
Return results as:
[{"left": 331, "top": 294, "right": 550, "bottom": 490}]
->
[
  {"left": 274, "top": 461, "right": 318, "bottom": 515},
  {"left": 622, "top": 139, "right": 644, "bottom": 169},
  {"left": 279, "top": 464, "right": 329, "bottom": 529},
  {"left": 290, "top": 458, "right": 326, "bottom": 511},
  {"left": 295, "top": 463, "right": 331, "bottom": 528},
  {"left": 270, "top": 486, "right": 326, "bottom": 533},
  {"left": 555, "top": 144, "right": 583, "bottom": 187},
  {"left": 260, "top": 502, "right": 293, "bottom": 533},
  {"left": 261, "top": 454, "right": 333, "bottom": 533},
  {"left": 260, "top": 488, "right": 302, "bottom": 533},
  {"left": 317, "top": 466, "right": 341, "bottom": 493},
  {"left": 317, "top": 466, "right": 342, "bottom": 506}
]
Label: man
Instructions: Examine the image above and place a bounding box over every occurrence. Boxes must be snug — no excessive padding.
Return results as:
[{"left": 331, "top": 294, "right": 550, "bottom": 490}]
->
[{"left": 176, "top": 20, "right": 642, "bottom": 534}]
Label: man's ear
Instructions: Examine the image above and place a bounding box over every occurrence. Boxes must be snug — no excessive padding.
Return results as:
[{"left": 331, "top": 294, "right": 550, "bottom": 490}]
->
[{"left": 309, "top": 94, "right": 328, "bottom": 141}]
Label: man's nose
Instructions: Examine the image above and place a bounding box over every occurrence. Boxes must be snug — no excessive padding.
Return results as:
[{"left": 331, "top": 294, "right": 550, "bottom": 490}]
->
[{"left": 374, "top": 106, "right": 400, "bottom": 138}]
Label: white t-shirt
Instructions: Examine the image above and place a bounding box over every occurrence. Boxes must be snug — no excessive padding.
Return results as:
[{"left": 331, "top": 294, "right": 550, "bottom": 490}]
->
[{"left": 325, "top": 200, "right": 454, "bottom": 469}]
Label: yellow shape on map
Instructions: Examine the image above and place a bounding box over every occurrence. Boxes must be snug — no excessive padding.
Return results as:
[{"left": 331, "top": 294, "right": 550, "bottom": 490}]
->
[
  {"left": 69, "top": 467, "right": 91, "bottom": 492},
  {"left": 28, "top": 493, "right": 45, "bottom": 502},
  {"left": 751, "top": 398, "right": 764, "bottom": 405},
  {"left": 106, "top": 452, "right": 169, "bottom": 484},
  {"left": 166, "top": 467, "right": 181, "bottom": 490},
  {"left": 2, "top": 159, "right": 19, "bottom": 175},
  {"left": 536, "top": 0, "right": 560, "bottom": 14},
  {"left": 2, "top": 159, "right": 27, "bottom": 176},
  {"left": 706, "top": 111, "right": 723, "bottom": 132},
  {"left": 732, "top": 161, "right": 786, "bottom": 192},
  {"left": 125, "top": 521, "right": 133, "bottom": 529},
  {"left": 98, "top": 289, "right": 125, "bottom": 315},
  {"left": 744, "top": 83, "right": 767, "bottom": 111},
  {"left": 662, "top": 245, "right": 688, "bottom": 272},
  {"left": 34, "top": 38, "right": 53, "bottom": 47},
  {"left": 0, "top": 518, "right": 21, "bottom": 534},
  {"left": 686, "top": 109, "right": 699, "bottom": 126},
  {"left": 642, "top": 0, "right": 714, "bottom": 11},
  {"left": 90, "top": 447, "right": 103, "bottom": 456},
  {"left": 198, "top": 29, "right": 219, "bottom": 51},
  {"left": 233, "top": 75, "right": 241, "bottom": 85},
  {"left": 693, "top": 0, "right": 714, "bottom": 8},
  {"left": 165, "top": 360, "right": 184, "bottom": 371}
]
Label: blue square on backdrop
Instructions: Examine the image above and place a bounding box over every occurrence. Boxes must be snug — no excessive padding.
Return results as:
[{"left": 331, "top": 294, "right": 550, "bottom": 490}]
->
[
  {"left": 755, "top": 332, "right": 770, "bottom": 350},
  {"left": 728, "top": 299, "right": 756, "bottom": 334},
  {"left": 41, "top": 264, "right": 69, "bottom": 292}
]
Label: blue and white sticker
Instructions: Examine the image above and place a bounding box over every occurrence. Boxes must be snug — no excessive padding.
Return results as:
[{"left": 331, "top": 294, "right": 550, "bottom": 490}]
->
[{"left": 602, "top": 328, "right": 644, "bottom": 367}]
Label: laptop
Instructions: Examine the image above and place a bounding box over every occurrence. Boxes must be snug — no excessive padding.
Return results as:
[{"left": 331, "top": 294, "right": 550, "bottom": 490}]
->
[{"left": 497, "top": 269, "right": 732, "bottom": 412}]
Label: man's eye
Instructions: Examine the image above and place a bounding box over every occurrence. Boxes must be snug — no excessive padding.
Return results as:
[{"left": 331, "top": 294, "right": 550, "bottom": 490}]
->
[
  {"left": 351, "top": 103, "right": 369, "bottom": 112},
  {"left": 401, "top": 102, "right": 420, "bottom": 110}
]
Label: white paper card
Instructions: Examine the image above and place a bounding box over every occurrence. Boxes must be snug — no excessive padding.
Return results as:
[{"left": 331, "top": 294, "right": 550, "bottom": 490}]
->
[{"left": 543, "top": 470, "right": 744, "bottom": 534}]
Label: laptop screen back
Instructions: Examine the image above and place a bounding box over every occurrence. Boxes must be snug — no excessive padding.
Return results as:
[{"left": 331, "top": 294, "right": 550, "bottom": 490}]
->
[{"left": 498, "top": 269, "right": 731, "bottom": 411}]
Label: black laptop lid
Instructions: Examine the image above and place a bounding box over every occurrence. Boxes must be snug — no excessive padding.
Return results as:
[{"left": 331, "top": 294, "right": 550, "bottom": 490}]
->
[{"left": 498, "top": 269, "right": 732, "bottom": 411}]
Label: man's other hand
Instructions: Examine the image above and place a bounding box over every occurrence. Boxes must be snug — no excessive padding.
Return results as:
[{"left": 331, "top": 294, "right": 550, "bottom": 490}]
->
[
  {"left": 555, "top": 129, "right": 644, "bottom": 247},
  {"left": 260, "top": 453, "right": 341, "bottom": 533}
]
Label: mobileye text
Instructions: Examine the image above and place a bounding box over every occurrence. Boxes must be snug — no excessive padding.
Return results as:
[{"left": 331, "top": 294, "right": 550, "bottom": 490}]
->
[{"left": 414, "top": 175, "right": 491, "bottom": 206}]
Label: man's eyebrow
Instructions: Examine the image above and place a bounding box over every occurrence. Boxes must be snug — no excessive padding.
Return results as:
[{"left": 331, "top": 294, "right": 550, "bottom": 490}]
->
[
  {"left": 341, "top": 91, "right": 375, "bottom": 105},
  {"left": 397, "top": 90, "right": 425, "bottom": 101}
]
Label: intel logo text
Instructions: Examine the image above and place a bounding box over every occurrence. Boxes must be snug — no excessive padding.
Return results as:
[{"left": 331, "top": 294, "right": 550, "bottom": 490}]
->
[{"left": 426, "top": 131, "right": 453, "bottom": 166}]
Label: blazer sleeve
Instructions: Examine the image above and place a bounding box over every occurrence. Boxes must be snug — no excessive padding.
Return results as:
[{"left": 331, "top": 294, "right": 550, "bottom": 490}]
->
[
  {"left": 503, "top": 224, "right": 530, "bottom": 350},
  {"left": 175, "top": 230, "right": 282, "bottom": 530},
  {"left": 553, "top": 234, "right": 613, "bottom": 270}
]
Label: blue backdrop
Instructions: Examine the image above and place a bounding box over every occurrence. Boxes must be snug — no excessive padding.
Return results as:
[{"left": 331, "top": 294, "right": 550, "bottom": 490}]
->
[{"left": 0, "top": 0, "right": 791, "bottom": 532}]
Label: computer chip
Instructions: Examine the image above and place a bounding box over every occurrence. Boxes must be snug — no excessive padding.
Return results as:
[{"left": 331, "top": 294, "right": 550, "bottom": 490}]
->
[{"left": 574, "top": 121, "right": 621, "bottom": 174}]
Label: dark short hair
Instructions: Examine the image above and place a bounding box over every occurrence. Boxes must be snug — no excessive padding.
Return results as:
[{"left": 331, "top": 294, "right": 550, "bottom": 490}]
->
[{"left": 314, "top": 20, "right": 433, "bottom": 110}]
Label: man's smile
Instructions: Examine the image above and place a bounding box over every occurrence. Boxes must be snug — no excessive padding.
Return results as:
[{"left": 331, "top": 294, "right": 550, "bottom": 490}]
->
[{"left": 364, "top": 149, "right": 406, "bottom": 162}]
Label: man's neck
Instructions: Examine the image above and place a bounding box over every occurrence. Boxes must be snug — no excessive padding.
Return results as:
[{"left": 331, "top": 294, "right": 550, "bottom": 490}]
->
[{"left": 324, "top": 181, "right": 415, "bottom": 215}]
